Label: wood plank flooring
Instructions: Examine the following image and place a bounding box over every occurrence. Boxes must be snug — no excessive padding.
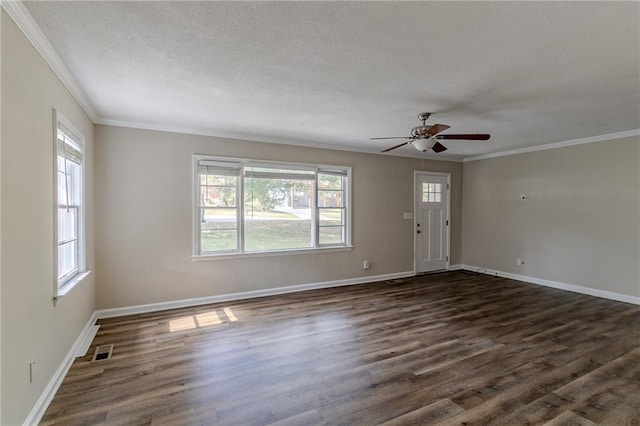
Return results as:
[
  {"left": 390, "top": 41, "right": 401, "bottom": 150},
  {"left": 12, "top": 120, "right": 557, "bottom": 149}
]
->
[{"left": 41, "top": 272, "right": 640, "bottom": 425}]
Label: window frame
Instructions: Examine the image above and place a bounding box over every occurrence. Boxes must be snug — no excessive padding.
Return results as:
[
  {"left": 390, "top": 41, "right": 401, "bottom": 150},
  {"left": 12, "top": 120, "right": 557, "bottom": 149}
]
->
[
  {"left": 192, "top": 155, "right": 352, "bottom": 259},
  {"left": 53, "top": 110, "right": 88, "bottom": 300},
  {"left": 316, "top": 170, "right": 348, "bottom": 247},
  {"left": 422, "top": 182, "right": 443, "bottom": 203}
]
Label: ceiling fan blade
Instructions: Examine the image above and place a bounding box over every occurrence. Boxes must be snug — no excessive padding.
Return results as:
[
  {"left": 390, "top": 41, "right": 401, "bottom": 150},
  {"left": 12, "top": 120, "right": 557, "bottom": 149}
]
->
[
  {"left": 437, "top": 134, "right": 491, "bottom": 140},
  {"left": 382, "top": 141, "right": 411, "bottom": 152},
  {"left": 370, "top": 137, "right": 410, "bottom": 140},
  {"left": 426, "top": 124, "right": 450, "bottom": 137},
  {"left": 431, "top": 141, "right": 448, "bottom": 153}
]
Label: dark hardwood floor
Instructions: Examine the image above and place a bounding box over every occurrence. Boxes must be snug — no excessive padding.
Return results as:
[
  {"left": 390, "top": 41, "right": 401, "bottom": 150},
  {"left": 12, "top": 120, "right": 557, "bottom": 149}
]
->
[{"left": 42, "top": 271, "right": 640, "bottom": 425}]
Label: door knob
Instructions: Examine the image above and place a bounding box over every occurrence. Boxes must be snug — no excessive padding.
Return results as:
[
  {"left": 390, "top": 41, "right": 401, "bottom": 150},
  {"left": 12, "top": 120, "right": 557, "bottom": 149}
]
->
[{"left": 417, "top": 230, "right": 422, "bottom": 234}]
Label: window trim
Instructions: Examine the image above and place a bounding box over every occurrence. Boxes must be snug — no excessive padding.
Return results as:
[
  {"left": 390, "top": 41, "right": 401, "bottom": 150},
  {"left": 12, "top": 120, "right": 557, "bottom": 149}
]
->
[
  {"left": 53, "top": 109, "right": 88, "bottom": 301},
  {"left": 192, "top": 155, "right": 352, "bottom": 258}
]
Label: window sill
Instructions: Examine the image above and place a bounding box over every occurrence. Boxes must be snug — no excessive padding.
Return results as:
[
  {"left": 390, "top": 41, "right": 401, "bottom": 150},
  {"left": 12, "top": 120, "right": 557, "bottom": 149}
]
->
[
  {"left": 54, "top": 270, "right": 91, "bottom": 305},
  {"left": 192, "top": 245, "right": 353, "bottom": 261}
]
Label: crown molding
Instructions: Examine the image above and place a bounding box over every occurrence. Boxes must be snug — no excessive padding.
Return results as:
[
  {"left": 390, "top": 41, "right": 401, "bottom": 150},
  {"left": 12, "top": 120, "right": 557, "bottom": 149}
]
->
[
  {"left": 463, "top": 129, "right": 640, "bottom": 162},
  {"left": 1, "top": 0, "right": 98, "bottom": 121},
  {"left": 96, "top": 118, "right": 464, "bottom": 162}
]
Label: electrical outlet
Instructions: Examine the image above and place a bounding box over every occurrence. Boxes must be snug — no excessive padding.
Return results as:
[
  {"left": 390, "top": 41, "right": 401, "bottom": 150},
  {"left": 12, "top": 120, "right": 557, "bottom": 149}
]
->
[
  {"left": 363, "top": 260, "right": 370, "bottom": 270},
  {"left": 516, "top": 258, "right": 524, "bottom": 266}
]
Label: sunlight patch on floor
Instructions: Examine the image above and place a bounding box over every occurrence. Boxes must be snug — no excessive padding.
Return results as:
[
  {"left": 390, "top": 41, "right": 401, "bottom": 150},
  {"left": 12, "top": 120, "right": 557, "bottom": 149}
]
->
[
  {"left": 168, "top": 307, "right": 238, "bottom": 332},
  {"left": 223, "top": 307, "right": 238, "bottom": 322}
]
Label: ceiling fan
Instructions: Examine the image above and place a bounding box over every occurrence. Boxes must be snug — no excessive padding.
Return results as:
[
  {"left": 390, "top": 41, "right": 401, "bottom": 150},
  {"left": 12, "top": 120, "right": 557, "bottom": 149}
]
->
[{"left": 371, "top": 113, "right": 490, "bottom": 153}]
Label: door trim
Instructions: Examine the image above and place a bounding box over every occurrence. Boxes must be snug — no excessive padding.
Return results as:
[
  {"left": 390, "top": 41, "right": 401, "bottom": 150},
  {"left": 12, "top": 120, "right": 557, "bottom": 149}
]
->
[{"left": 413, "top": 171, "right": 451, "bottom": 274}]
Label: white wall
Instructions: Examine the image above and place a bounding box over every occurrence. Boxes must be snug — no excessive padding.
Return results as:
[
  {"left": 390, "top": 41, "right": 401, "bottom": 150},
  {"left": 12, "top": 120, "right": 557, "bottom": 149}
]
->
[
  {"left": 462, "top": 136, "right": 640, "bottom": 298},
  {"left": 1, "top": 11, "right": 96, "bottom": 425},
  {"left": 94, "top": 125, "right": 463, "bottom": 309}
]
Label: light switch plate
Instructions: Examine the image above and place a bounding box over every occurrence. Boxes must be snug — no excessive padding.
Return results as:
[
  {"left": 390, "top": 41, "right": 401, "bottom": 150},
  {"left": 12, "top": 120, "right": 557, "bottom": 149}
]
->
[{"left": 403, "top": 212, "right": 413, "bottom": 220}]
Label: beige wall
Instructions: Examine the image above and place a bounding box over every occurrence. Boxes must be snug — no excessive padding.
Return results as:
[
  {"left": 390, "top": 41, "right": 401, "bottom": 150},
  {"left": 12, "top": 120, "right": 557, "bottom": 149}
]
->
[
  {"left": 1, "top": 11, "right": 96, "bottom": 425},
  {"left": 462, "top": 137, "right": 640, "bottom": 298},
  {"left": 94, "top": 125, "right": 463, "bottom": 309}
]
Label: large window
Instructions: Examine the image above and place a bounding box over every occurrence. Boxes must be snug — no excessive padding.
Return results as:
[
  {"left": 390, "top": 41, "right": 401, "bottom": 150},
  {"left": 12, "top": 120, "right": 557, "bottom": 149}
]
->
[
  {"left": 55, "top": 113, "right": 86, "bottom": 292},
  {"left": 194, "top": 156, "right": 351, "bottom": 256}
]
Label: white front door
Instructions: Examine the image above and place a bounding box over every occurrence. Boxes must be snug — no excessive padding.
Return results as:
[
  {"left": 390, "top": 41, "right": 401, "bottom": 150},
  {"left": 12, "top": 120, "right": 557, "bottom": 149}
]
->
[{"left": 415, "top": 173, "right": 449, "bottom": 273}]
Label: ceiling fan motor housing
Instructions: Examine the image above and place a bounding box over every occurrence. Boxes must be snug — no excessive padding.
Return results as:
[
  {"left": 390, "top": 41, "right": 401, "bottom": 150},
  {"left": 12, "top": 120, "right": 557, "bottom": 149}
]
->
[
  {"left": 411, "top": 125, "right": 433, "bottom": 138},
  {"left": 411, "top": 112, "right": 435, "bottom": 138}
]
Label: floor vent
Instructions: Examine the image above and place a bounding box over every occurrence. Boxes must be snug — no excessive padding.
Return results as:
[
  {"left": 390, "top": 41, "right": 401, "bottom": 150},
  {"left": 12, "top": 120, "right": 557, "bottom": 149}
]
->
[{"left": 91, "top": 344, "right": 114, "bottom": 363}]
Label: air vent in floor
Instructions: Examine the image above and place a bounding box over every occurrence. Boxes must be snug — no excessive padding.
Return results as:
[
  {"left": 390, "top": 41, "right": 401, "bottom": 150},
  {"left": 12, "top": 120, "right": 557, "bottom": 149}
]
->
[{"left": 91, "top": 344, "right": 114, "bottom": 362}]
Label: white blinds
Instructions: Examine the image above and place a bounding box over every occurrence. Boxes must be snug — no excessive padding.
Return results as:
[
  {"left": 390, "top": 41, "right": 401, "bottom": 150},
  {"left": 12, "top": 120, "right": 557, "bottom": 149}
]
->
[
  {"left": 197, "top": 160, "right": 241, "bottom": 177},
  {"left": 318, "top": 168, "right": 348, "bottom": 177},
  {"left": 197, "top": 159, "right": 348, "bottom": 180},
  {"left": 244, "top": 168, "right": 316, "bottom": 181},
  {"left": 57, "top": 123, "right": 83, "bottom": 165}
]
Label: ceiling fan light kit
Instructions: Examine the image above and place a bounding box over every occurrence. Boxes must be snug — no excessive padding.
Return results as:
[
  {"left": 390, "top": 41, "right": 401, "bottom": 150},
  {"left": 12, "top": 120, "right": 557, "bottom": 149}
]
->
[
  {"left": 412, "top": 138, "right": 435, "bottom": 152},
  {"left": 372, "top": 112, "right": 491, "bottom": 154}
]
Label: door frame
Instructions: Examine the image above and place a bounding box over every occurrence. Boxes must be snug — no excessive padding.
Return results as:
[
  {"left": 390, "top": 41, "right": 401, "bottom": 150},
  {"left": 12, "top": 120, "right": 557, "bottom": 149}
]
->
[{"left": 413, "top": 171, "right": 451, "bottom": 274}]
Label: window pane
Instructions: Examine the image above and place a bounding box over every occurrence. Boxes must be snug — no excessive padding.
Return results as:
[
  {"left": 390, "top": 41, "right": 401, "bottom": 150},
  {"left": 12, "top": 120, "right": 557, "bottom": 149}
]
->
[
  {"left": 201, "top": 229, "right": 237, "bottom": 252},
  {"left": 201, "top": 186, "right": 236, "bottom": 207},
  {"left": 319, "top": 226, "right": 344, "bottom": 245},
  {"left": 201, "top": 208, "right": 237, "bottom": 229},
  {"left": 199, "top": 170, "right": 238, "bottom": 253},
  {"left": 57, "top": 160, "right": 82, "bottom": 206},
  {"left": 244, "top": 174, "right": 312, "bottom": 251},
  {"left": 318, "top": 174, "right": 343, "bottom": 190},
  {"left": 245, "top": 218, "right": 312, "bottom": 251},
  {"left": 58, "top": 207, "right": 78, "bottom": 241},
  {"left": 67, "top": 161, "right": 82, "bottom": 205},
  {"left": 422, "top": 192, "right": 442, "bottom": 203},
  {"left": 58, "top": 240, "right": 77, "bottom": 280},
  {"left": 207, "top": 174, "right": 236, "bottom": 186},
  {"left": 422, "top": 181, "right": 444, "bottom": 203},
  {"left": 201, "top": 207, "right": 237, "bottom": 251},
  {"left": 318, "top": 190, "right": 343, "bottom": 207},
  {"left": 319, "top": 208, "right": 344, "bottom": 227},
  {"left": 57, "top": 170, "right": 68, "bottom": 204}
]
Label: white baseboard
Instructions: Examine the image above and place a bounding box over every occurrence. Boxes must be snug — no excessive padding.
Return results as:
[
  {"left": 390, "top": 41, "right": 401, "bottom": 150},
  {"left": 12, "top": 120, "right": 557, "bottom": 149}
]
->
[
  {"left": 76, "top": 325, "right": 100, "bottom": 357},
  {"left": 23, "top": 311, "right": 98, "bottom": 426},
  {"left": 96, "top": 271, "right": 415, "bottom": 319},
  {"left": 448, "top": 264, "right": 463, "bottom": 271},
  {"left": 460, "top": 264, "right": 640, "bottom": 305}
]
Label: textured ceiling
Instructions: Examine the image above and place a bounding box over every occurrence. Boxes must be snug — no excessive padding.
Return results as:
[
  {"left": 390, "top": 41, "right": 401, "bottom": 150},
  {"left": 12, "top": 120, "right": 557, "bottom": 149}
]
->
[{"left": 23, "top": 1, "right": 640, "bottom": 159}]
